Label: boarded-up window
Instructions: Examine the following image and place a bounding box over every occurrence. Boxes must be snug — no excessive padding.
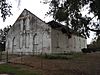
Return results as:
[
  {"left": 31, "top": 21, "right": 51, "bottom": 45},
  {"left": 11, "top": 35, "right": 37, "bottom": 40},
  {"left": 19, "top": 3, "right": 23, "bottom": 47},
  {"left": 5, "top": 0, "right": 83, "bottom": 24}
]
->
[
  {"left": 56, "top": 32, "right": 59, "bottom": 48},
  {"left": 23, "top": 18, "right": 26, "bottom": 30},
  {"left": 33, "top": 33, "right": 38, "bottom": 53},
  {"left": 20, "top": 35, "right": 23, "bottom": 48},
  {"left": 20, "top": 20, "right": 23, "bottom": 31},
  {"left": 7, "top": 40, "right": 10, "bottom": 49},
  {"left": 25, "top": 33, "right": 30, "bottom": 48},
  {"left": 26, "top": 18, "right": 30, "bottom": 30},
  {"left": 16, "top": 36, "right": 20, "bottom": 49},
  {"left": 12, "top": 37, "right": 16, "bottom": 49}
]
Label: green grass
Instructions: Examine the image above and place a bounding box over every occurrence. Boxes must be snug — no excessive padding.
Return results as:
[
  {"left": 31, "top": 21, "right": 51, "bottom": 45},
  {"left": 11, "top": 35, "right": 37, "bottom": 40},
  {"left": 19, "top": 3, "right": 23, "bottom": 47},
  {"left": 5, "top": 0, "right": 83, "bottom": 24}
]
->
[
  {"left": 38, "top": 52, "right": 83, "bottom": 59},
  {"left": 0, "top": 64, "right": 39, "bottom": 75}
]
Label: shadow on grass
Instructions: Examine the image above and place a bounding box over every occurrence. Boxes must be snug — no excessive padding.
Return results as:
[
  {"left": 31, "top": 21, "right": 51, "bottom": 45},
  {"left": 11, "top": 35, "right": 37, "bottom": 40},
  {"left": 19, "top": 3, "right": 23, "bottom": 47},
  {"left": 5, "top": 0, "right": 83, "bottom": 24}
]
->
[{"left": 0, "top": 64, "right": 39, "bottom": 75}]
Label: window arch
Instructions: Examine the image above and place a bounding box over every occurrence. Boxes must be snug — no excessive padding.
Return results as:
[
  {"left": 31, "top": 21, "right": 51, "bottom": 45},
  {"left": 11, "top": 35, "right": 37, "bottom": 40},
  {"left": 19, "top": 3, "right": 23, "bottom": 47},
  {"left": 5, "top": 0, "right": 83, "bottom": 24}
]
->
[
  {"left": 33, "top": 33, "right": 38, "bottom": 54},
  {"left": 23, "top": 18, "right": 26, "bottom": 30},
  {"left": 12, "top": 37, "right": 16, "bottom": 52},
  {"left": 25, "top": 33, "right": 30, "bottom": 48}
]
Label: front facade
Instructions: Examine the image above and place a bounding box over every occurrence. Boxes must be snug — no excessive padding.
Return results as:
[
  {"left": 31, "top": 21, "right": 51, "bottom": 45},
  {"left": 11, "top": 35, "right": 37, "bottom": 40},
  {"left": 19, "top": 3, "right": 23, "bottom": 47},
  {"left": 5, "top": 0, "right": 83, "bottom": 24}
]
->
[{"left": 6, "top": 9, "right": 87, "bottom": 55}]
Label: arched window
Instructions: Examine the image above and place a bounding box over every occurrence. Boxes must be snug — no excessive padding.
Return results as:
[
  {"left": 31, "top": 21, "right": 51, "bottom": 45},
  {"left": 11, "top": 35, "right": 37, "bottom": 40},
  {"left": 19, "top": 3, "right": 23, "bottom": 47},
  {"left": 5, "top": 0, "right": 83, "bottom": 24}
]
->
[
  {"left": 25, "top": 33, "right": 30, "bottom": 48},
  {"left": 33, "top": 33, "right": 38, "bottom": 53},
  {"left": 12, "top": 37, "right": 16, "bottom": 51},
  {"left": 20, "top": 20, "right": 23, "bottom": 31},
  {"left": 7, "top": 40, "right": 10, "bottom": 49},
  {"left": 23, "top": 18, "right": 26, "bottom": 30},
  {"left": 20, "top": 35, "right": 23, "bottom": 48},
  {"left": 26, "top": 17, "right": 30, "bottom": 30},
  {"left": 56, "top": 32, "right": 59, "bottom": 48}
]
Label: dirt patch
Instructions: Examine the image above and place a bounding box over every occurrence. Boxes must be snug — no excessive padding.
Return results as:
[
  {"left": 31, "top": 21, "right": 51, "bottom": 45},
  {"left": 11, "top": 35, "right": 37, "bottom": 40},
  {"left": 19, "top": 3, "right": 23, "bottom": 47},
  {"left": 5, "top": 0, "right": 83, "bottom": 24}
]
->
[{"left": 8, "top": 52, "right": 100, "bottom": 75}]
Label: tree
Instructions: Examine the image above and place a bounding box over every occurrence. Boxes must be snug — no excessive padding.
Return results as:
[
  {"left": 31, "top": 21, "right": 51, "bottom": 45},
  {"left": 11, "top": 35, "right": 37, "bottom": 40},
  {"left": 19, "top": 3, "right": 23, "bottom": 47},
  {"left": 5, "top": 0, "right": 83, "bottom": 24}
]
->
[
  {"left": 0, "top": 0, "right": 12, "bottom": 21},
  {"left": 0, "top": 0, "right": 21, "bottom": 21},
  {"left": 0, "top": 25, "right": 11, "bottom": 51},
  {"left": 45, "top": 0, "right": 100, "bottom": 38}
]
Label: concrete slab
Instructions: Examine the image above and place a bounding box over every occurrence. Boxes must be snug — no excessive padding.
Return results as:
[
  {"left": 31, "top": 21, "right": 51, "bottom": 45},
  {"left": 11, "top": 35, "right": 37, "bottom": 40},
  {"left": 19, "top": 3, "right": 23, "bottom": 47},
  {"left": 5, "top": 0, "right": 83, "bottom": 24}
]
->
[{"left": 0, "top": 61, "right": 6, "bottom": 64}]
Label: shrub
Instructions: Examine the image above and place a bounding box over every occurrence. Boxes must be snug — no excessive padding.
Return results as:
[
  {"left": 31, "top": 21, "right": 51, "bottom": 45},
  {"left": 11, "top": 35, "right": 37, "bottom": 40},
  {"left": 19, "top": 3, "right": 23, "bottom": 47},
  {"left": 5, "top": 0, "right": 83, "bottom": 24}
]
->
[
  {"left": 38, "top": 52, "right": 82, "bottom": 59},
  {"left": 81, "top": 48, "right": 91, "bottom": 53}
]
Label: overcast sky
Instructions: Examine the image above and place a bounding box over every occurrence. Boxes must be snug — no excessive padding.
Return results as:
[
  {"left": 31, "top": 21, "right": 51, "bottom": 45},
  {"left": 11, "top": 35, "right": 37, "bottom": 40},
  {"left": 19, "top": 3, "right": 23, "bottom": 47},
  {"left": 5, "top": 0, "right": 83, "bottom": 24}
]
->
[
  {"left": 0, "top": 0, "right": 94, "bottom": 44},
  {"left": 0, "top": 0, "right": 52, "bottom": 29}
]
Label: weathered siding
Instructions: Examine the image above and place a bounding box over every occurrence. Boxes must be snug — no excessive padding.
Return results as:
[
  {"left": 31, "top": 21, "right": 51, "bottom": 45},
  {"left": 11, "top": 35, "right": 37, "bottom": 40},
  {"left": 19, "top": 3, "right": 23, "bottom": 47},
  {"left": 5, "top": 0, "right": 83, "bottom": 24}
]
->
[{"left": 51, "top": 29, "right": 87, "bottom": 53}]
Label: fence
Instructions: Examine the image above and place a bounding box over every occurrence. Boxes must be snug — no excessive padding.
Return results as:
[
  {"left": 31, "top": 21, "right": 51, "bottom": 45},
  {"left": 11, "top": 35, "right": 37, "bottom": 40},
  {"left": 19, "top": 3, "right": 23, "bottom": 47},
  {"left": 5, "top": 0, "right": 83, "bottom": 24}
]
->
[
  {"left": 0, "top": 51, "right": 92, "bottom": 75},
  {"left": 0, "top": 51, "right": 75, "bottom": 68},
  {"left": 0, "top": 51, "right": 7, "bottom": 62}
]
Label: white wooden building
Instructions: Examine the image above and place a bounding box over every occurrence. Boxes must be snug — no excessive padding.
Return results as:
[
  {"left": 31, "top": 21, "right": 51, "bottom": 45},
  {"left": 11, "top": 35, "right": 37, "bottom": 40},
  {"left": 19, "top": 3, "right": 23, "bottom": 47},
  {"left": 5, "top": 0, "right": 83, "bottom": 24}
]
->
[{"left": 6, "top": 9, "right": 87, "bottom": 55}]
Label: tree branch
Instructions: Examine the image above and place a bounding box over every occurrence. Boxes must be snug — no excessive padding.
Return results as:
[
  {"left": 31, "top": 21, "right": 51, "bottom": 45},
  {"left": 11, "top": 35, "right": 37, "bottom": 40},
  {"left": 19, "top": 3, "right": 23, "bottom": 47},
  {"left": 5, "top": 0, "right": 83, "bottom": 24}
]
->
[
  {"left": 86, "top": 15, "right": 100, "bottom": 32},
  {"left": 87, "top": 27, "right": 100, "bottom": 32}
]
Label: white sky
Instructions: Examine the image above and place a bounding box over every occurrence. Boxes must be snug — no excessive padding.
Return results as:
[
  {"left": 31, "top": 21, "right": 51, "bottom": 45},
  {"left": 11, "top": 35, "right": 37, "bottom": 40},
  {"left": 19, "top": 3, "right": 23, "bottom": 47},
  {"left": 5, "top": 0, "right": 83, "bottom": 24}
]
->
[
  {"left": 0, "top": 0, "right": 94, "bottom": 44},
  {"left": 0, "top": 0, "right": 52, "bottom": 29}
]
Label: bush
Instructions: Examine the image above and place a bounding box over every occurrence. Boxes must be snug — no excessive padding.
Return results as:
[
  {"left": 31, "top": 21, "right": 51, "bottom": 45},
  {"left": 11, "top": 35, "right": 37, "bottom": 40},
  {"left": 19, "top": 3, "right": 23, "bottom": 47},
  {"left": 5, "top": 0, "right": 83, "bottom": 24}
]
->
[
  {"left": 0, "top": 42, "right": 5, "bottom": 51},
  {"left": 81, "top": 48, "right": 91, "bottom": 53},
  {"left": 81, "top": 48, "right": 97, "bottom": 53},
  {"left": 39, "top": 52, "right": 82, "bottom": 59},
  {"left": 38, "top": 54, "right": 68, "bottom": 59}
]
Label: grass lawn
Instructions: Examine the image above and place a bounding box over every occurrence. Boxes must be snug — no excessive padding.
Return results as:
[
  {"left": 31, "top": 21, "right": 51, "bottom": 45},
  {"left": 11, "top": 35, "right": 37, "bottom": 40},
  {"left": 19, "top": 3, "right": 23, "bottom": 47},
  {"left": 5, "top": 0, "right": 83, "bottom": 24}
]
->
[
  {"left": 0, "top": 64, "right": 39, "bottom": 75},
  {"left": 38, "top": 52, "right": 83, "bottom": 59}
]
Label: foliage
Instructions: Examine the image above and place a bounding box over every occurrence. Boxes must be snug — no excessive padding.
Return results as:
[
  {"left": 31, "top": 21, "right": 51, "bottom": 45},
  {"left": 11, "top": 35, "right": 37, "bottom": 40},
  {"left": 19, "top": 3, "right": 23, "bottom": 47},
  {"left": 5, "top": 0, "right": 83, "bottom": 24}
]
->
[
  {"left": 0, "top": 0, "right": 21, "bottom": 21},
  {"left": 0, "top": 25, "right": 11, "bottom": 51},
  {"left": 44, "top": 0, "right": 100, "bottom": 37},
  {"left": 0, "top": 0, "right": 12, "bottom": 21},
  {"left": 90, "top": 0, "right": 100, "bottom": 19},
  {"left": 81, "top": 48, "right": 96, "bottom": 53}
]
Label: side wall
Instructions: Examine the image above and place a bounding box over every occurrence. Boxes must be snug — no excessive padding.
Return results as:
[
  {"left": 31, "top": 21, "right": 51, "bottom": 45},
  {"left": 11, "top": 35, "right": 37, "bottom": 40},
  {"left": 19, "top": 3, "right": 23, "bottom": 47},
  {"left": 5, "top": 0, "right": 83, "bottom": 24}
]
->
[{"left": 51, "top": 29, "right": 87, "bottom": 53}]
